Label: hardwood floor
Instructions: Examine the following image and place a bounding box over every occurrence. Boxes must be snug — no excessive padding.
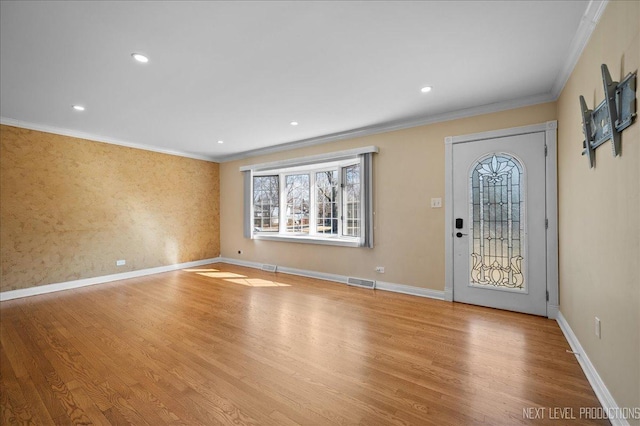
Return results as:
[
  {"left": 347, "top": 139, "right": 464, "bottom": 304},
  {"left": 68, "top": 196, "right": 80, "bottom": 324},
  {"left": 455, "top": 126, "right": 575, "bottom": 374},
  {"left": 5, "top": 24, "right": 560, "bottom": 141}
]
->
[{"left": 1, "top": 263, "right": 606, "bottom": 425}]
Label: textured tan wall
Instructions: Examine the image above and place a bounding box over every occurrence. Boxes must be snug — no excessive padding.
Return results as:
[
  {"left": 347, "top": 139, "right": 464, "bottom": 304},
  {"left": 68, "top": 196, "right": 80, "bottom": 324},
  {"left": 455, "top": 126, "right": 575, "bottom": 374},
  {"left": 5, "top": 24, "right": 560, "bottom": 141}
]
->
[
  {"left": 557, "top": 1, "right": 640, "bottom": 415},
  {"left": 0, "top": 125, "right": 220, "bottom": 291},
  {"left": 220, "top": 102, "right": 556, "bottom": 291}
]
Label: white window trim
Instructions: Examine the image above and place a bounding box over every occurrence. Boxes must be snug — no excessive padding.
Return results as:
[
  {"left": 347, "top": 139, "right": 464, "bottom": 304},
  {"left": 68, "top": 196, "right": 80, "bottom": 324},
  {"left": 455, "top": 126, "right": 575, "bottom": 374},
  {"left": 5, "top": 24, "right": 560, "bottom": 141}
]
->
[
  {"left": 242, "top": 146, "right": 378, "bottom": 247},
  {"left": 279, "top": 165, "right": 341, "bottom": 236},
  {"left": 254, "top": 234, "right": 361, "bottom": 247},
  {"left": 444, "top": 121, "right": 558, "bottom": 318},
  {"left": 253, "top": 160, "right": 360, "bottom": 244},
  {"left": 239, "top": 146, "right": 378, "bottom": 172}
]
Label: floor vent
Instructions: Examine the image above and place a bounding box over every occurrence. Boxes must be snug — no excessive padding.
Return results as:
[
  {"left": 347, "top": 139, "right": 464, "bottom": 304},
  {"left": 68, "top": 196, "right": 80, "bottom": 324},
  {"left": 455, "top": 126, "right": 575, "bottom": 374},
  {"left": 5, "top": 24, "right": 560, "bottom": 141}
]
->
[
  {"left": 347, "top": 277, "right": 376, "bottom": 289},
  {"left": 261, "top": 264, "right": 277, "bottom": 273}
]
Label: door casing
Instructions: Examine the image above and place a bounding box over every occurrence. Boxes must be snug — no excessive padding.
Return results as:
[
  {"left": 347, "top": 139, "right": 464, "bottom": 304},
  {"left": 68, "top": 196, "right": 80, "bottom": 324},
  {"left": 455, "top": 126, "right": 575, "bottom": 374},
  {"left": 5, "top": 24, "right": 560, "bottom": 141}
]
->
[{"left": 444, "top": 121, "right": 558, "bottom": 319}]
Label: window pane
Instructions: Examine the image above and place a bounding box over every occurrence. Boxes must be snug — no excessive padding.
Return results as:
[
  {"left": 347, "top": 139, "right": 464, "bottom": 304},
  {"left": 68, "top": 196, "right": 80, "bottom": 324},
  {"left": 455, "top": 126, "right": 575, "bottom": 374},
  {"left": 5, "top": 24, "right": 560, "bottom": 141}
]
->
[
  {"left": 469, "top": 154, "right": 525, "bottom": 290},
  {"left": 285, "top": 174, "right": 310, "bottom": 233},
  {"left": 316, "top": 170, "right": 338, "bottom": 234},
  {"left": 253, "top": 176, "right": 279, "bottom": 232},
  {"left": 343, "top": 164, "right": 360, "bottom": 237}
]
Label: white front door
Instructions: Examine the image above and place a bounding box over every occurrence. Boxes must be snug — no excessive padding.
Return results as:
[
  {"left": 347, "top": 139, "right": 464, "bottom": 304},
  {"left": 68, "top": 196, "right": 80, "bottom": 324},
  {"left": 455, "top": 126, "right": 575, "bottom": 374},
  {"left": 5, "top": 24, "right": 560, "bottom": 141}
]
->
[{"left": 451, "top": 131, "right": 547, "bottom": 316}]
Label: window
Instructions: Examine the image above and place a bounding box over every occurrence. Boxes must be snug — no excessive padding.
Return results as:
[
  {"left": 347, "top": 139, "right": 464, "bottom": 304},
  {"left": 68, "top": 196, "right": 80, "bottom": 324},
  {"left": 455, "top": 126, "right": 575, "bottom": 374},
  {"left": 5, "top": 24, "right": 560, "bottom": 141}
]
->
[
  {"left": 343, "top": 164, "right": 360, "bottom": 237},
  {"left": 285, "top": 174, "right": 310, "bottom": 233},
  {"left": 242, "top": 146, "right": 377, "bottom": 247},
  {"left": 469, "top": 154, "right": 525, "bottom": 290},
  {"left": 315, "top": 170, "right": 338, "bottom": 235},
  {"left": 253, "top": 176, "right": 279, "bottom": 232},
  {"left": 254, "top": 161, "right": 357, "bottom": 240}
]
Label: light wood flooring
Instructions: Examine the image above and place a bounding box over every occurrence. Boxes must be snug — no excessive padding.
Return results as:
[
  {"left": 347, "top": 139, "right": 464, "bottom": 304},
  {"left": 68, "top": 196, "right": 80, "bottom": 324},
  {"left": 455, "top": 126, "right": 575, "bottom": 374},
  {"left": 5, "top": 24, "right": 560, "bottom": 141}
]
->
[{"left": 1, "top": 263, "right": 606, "bottom": 425}]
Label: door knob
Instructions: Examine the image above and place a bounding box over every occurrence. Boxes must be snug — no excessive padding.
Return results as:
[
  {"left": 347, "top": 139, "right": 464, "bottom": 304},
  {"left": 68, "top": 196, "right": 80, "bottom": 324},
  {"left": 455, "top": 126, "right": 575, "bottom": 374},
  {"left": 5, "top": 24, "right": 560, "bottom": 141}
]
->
[{"left": 456, "top": 232, "right": 468, "bottom": 238}]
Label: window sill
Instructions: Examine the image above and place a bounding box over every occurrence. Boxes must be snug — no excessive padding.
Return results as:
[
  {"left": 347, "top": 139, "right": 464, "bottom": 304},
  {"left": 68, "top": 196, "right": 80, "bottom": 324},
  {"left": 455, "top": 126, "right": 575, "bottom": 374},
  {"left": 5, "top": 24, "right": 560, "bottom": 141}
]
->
[{"left": 252, "top": 233, "right": 362, "bottom": 247}]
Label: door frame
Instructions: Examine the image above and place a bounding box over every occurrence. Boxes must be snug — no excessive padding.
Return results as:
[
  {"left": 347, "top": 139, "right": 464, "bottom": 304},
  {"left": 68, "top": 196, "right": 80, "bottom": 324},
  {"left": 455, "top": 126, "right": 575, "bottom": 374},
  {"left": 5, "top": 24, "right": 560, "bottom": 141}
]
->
[{"left": 444, "top": 121, "right": 558, "bottom": 318}]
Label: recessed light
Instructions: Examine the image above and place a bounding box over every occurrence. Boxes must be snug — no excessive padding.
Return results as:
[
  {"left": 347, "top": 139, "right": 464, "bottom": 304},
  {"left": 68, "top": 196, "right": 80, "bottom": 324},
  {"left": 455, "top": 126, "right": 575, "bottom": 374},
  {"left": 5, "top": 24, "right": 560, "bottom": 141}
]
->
[
  {"left": 132, "top": 53, "right": 149, "bottom": 63},
  {"left": 421, "top": 86, "right": 432, "bottom": 93},
  {"left": 217, "top": 140, "right": 224, "bottom": 144},
  {"left": 290, "top": 121, "right": 299, "bottom": 126},
  {"left": 72, "top": 105, "right": 85, "bottom": 111}
]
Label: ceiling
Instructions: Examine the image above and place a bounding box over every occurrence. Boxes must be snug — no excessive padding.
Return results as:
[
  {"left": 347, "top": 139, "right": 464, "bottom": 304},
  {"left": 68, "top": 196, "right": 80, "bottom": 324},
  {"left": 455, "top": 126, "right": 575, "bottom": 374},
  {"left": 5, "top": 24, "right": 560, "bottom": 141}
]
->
[{"left": 1, "top": 1, "right": 600, "bottom": 162}]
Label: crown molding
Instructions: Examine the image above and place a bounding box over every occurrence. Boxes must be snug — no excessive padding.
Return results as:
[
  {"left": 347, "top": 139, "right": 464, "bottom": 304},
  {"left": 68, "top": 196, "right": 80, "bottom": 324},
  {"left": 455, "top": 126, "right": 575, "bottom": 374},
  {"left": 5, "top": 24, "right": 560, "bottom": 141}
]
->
[
  {"left": 2, "top": 92, "right": 555, "bottom": 166},
  {"left": 551, "top": 0, "right": 608, "bottom": 98},
  {"left": 221, "top": 0, "right": 605, "bottom": 165},
  {"left": 217, "top": 92, "right": 555, "bottom": 163},
  {"left": 0, "top": 117, "right": 218, "bottom": 163},
  {"left": 1, "top": 3, "right": 603, "bottom": 166}
]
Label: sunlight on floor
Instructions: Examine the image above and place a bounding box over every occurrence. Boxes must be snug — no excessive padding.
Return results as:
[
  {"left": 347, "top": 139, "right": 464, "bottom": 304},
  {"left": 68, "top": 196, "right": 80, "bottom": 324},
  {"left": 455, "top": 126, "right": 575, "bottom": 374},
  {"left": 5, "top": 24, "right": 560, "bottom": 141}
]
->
[
  {"left": 197, "top": 272, "right": 248, "bottom": 279},
  {"left": 224, "top": 278, "right": 290, "bottom": 287},
  {"left": 182, "top": 268, "right": 290, "bottom": 288},
  {"left": 465, "top": 320, "right": 527, "bottom": 411}
]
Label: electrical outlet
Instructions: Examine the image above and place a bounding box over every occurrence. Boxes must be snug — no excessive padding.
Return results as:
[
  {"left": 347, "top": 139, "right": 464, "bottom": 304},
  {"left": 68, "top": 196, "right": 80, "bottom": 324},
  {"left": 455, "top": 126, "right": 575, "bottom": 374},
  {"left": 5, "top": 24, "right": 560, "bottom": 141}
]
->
[
  {"left": 116, "top": 259, "right": 126, "bottom": 266},
  {"left": 375, "top": 266, "right": 385, "bottom": 273},
  {"left": 595, "top": 317, "right": 601, "bottom": 339},
  {"left": 431, "top": 198, "right": 442, "bottom": 208}
]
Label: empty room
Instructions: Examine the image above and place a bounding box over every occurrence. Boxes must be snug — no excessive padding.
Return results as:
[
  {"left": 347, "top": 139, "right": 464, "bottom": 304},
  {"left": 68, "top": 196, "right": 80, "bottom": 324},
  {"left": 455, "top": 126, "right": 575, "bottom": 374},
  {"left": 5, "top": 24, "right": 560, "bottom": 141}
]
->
[{"left": 1, "top": 1, "right": 638, "bottom": 425}]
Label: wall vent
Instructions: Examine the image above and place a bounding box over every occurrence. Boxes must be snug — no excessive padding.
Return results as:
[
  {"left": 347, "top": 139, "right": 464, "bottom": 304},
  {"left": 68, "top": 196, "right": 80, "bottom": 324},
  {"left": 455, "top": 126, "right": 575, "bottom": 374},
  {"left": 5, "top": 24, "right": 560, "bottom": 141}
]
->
[
  {"left": 261, "top": 264, "right": 277, "bottom": 273},
  {"left": 347, "top": 277, "right": 376, "bottom": 289}
]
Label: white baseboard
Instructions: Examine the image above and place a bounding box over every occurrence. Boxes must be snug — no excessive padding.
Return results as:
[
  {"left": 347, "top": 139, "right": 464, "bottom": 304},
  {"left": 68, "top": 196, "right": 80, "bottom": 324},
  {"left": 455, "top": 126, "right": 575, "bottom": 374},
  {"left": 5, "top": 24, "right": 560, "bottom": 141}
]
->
[
  {"left": 556, "top": 311, "right": 629, "bottom": 426},
  {"left": 213, "top": 257, "right": 262, "bottom": 270},
  {"left": 375, "top": 280, "right": 444, "bottom": 300},
  {"left": 216, "top": 257, "right": 444, "bottom": 300},
  {"left": 4, "top": 259, "right": 624, "bottom": 423},
  {"left": 276, "top": 265, "right": 350, "bottom": 286},
  {"left": 1, "top": 256, "right": 445, "bottom": 303},
  {"left": 0, "top": 257, "right": 221, "bottom": 301},
  {"left": 444, "top": 287, "right": 453, "bottom": 302},
  {"left": 547, "top": 304, "right": 559, "bottom": 320},
  {"left": 0, "top": 257, "right": 444, "bottom": 302}
]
